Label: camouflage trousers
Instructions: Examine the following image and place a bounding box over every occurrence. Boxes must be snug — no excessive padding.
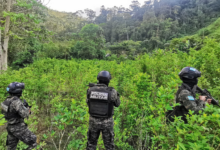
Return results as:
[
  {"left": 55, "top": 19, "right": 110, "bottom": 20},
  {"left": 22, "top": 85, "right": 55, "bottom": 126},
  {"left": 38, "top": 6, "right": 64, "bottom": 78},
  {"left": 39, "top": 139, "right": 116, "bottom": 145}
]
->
[
  {"left": 6, "top": 122, "right": 37, "bottom": 150},
  {"left": 86, "top": 116, "right": 115, "bottom": 150}
]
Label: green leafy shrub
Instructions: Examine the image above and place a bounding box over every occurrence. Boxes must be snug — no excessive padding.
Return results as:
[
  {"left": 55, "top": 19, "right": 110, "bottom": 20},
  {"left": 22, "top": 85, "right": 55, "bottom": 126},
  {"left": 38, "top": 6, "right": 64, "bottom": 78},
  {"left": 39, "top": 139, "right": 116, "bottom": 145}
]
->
[
  {"left": 0, "top": 38, "right": 219, "bottom": 149},
  {"left": 0, "top": 114, "right": 6, "bottom": 126}
]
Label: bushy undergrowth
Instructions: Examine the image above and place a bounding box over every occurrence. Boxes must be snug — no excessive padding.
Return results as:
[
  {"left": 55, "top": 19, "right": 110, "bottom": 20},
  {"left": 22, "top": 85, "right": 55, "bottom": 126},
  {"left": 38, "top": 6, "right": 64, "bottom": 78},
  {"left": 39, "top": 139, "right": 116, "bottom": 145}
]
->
[{"left": 0, "top": 38, "right": 220, "bottom": 149}]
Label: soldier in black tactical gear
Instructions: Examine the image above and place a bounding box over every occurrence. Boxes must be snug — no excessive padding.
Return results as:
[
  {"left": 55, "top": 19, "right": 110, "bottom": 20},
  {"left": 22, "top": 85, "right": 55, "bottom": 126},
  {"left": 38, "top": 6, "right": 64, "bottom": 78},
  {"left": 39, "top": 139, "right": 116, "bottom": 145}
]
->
[
  {"left": 1, "top": 82, "right": 37, "bottom": 150},
  {"left": 167, "top": 67, "right": 213, "bottom": 123},
  {"left": 86, "top": 71, "right": 121, "bottom": 150}
]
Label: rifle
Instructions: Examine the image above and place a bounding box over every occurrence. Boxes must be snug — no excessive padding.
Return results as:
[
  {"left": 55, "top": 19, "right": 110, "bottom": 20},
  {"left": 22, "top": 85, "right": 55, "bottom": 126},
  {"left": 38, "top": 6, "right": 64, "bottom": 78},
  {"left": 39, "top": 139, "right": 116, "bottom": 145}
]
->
[
  {"left": 23, "top": 99, "right": 32, "bottom": 115},
  {"left": 87, "top": 83, "right": 96, "bottom": 87},
  {"left": 196, "top": 87, "right": 220, "bottom": 107},
  {"left": 23, "top": 99, "right": 32, "bottom": 108}
]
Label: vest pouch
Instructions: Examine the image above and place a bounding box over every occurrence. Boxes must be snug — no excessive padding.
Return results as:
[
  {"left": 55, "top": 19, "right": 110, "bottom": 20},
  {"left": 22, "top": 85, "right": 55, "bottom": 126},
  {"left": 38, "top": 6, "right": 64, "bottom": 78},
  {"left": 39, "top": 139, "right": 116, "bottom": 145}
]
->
[{"left": 89, "top": 99, "right": 109, "bottom": 117}]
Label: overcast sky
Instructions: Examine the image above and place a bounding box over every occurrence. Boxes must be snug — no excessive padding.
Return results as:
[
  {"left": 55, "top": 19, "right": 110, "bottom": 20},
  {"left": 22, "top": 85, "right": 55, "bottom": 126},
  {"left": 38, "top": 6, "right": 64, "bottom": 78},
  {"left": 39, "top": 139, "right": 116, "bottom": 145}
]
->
[{"left": 47, "top": 0, "right": 146, "bottom": 13}]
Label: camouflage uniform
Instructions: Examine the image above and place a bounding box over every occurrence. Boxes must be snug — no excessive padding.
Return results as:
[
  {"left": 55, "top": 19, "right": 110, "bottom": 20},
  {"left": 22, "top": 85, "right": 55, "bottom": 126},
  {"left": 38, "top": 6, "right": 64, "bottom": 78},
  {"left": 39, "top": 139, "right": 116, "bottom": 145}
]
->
[
  {"left": 2, "top": 96, "right": 37, "bottom": 150},
  {"left": 175, "top": 83, "right": 206, "bottom": 122},
  {"left": 86, "top": 84, "right": 120, "bottom": 150}
]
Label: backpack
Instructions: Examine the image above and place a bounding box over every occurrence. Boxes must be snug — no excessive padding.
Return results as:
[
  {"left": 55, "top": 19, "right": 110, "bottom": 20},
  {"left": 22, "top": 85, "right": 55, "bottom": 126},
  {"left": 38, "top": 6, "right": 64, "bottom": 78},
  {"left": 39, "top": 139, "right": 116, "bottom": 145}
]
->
[
  {"left": 166, "top": 104, "right": 188, "bottom": 123},
  {"left": 166, "top": 84, "right": 192, "bottom": 124}
]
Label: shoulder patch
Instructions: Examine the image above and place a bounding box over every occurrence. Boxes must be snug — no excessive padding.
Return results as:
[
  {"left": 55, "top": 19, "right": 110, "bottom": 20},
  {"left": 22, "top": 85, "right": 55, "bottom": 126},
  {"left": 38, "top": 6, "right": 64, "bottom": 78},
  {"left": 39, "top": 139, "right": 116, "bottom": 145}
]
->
[{"left": 187, "top": 96, "right": 195, "bottom": 101}]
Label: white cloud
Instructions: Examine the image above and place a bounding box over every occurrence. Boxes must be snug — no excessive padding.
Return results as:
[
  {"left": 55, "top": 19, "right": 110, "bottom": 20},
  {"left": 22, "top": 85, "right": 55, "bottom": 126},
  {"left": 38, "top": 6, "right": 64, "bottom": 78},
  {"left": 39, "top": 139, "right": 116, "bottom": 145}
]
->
[{"left": 47, "top": 0, "right": 146, "bottom": 13}]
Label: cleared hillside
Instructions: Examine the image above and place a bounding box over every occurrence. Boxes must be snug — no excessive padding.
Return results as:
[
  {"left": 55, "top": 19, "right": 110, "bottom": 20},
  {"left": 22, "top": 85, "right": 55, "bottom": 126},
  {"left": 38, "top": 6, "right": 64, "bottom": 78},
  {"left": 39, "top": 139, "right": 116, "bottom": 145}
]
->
[{"left": 170, "top": 17, "right": 220, "bottom": 51}]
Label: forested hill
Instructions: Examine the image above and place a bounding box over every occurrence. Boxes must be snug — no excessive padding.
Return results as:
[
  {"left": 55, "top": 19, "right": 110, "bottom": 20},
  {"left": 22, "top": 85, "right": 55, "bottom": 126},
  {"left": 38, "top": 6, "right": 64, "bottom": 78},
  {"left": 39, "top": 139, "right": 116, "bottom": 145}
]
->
[
  {"left": 1, "top": 0, "right": 220, "bottom": 67},
  {"left": 53, "top": 0, "right": 220, "bottom": 47},
  {"left": 94, "top": 0, "right": 220, "bottom": 48}
]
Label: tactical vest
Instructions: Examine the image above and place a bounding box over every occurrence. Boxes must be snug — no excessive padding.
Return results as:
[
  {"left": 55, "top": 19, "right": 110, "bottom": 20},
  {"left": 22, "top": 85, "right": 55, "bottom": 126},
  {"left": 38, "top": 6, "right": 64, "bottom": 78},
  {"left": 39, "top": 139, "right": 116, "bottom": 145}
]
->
[
  {"left": 87, "top": 86, "right": 114, "bottom": 118},
  {"left": 1, "top": 97, "right": 21, "bottom": 120}
]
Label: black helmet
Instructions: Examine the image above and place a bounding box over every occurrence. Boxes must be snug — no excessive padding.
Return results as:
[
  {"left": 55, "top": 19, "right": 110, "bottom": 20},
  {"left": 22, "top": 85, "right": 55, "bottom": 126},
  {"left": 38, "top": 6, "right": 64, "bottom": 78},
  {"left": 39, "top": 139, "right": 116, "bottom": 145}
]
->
[
  {"left": 97, "top": 71, "right": 111, "bottom": 82},
  {"left": 179, "top": 67, "right": 201, "bottom": 80},
  {"left": 7, "top": 82, "right": 25, "bottom": 94}
]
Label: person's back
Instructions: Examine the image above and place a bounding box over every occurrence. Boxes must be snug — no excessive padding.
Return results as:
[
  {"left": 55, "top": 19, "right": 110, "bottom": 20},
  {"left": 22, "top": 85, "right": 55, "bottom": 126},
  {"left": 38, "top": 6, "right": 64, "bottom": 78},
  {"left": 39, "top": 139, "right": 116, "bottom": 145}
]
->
[{"left": 86, "top": 71, "right": 120, "bottom": 150}]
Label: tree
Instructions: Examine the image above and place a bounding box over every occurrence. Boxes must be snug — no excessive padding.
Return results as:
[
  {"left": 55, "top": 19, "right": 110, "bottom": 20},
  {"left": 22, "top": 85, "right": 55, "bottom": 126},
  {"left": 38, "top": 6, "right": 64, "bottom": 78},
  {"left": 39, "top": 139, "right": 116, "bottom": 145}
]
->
[
  {"left": 93, "top": 0, "right": 220, "bottom": 51},
  {"left": 71, "top": 24, "right": 106, "bottom": 59},
  {"left": 84, "top": 8, "right": 96, "bottom": 23},
  {"left": 0, "top": 0, "right": 12, "bottom": 71},
  {"left": 0, "top": 0, "right": 47, "bottom": 71},
  {"left": 95, "top": 5, "right": 108, "bottom": 24}
]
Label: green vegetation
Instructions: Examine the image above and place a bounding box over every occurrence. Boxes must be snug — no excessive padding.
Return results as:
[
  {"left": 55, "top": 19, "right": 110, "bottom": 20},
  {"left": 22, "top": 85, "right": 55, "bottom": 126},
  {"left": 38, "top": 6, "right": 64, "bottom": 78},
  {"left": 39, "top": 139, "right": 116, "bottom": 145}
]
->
[
  {"left": 1, "top": 0, "right": 220, "bottom": 149},
  {"left": 0, "top": 37, "right": 220, "bottom": 149},
  {"left": 95, "top": 0, "right": 220, "bottom": 50},
  {"left": 0, "top": 0, "right": 50, "bottom": 70},
  {"left": 0, "top": 114, "right": 6, "bottom": 126},
  {"left": 70, "top": 24, "right": 106, "bottom": 59}
]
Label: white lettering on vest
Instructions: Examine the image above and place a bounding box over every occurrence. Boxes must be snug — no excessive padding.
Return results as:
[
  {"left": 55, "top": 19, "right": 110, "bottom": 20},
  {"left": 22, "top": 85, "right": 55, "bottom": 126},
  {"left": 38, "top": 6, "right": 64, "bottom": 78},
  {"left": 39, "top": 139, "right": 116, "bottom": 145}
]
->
[{"left": 90, "top": 92, "right": 108, "bottom": 100}]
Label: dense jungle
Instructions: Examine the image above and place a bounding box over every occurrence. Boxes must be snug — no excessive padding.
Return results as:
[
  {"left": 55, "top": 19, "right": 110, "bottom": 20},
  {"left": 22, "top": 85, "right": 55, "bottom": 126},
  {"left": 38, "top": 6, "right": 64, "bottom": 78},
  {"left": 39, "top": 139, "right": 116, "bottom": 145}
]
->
[{"left": 0, "top": 0, "right": 220, "bottom": 149}]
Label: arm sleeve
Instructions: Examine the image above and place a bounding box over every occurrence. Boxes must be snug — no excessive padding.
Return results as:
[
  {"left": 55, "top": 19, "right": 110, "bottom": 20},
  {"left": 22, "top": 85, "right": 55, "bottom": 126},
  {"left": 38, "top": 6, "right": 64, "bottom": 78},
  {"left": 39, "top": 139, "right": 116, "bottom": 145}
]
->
[
  {"left": 111, "top": 89, "right": 121, "bottom": 107},
  {"left": 11, "top": 100, "right": 30, "bottom": 118},
  {"left": 179, "top": 90, "right": 205, "bottom": 114}
]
